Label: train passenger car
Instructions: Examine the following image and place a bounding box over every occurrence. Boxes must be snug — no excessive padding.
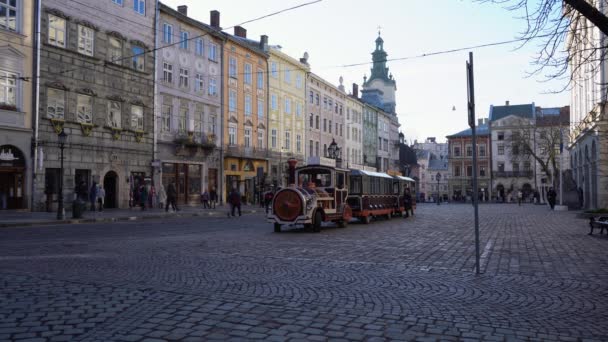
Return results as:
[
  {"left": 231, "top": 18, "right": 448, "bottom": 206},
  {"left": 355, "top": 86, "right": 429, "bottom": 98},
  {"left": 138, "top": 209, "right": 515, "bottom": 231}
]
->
[
  {"left": 346, "top": 170, "right": 401, "bottom": 223},
  {"left": 393, "top": 175, "right": 417, "bottom": 212},
  {"left": 267, "top": 163, "right": 352, "bottom": 232}
]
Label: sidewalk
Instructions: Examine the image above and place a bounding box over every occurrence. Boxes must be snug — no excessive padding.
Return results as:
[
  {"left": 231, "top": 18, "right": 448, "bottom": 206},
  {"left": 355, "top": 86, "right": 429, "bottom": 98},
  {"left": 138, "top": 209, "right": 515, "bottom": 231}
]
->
[{"left": 0, "top": 204, "right": 265, "bottom": 228}]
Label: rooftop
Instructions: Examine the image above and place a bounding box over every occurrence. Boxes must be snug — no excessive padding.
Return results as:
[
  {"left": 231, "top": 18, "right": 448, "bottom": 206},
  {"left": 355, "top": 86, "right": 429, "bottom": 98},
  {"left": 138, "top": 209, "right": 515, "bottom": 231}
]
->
[{"left": 489, "top": 103, "right": 535, "bottom": 122}]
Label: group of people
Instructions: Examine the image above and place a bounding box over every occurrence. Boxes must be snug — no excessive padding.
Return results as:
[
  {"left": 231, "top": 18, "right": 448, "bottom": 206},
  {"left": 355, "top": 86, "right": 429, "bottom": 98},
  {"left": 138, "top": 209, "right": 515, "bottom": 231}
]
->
[
  {"left": 199, "top": 188, "right": 218, "bottom": 209},
  {"left": 75, "top": 181, "right": 106, "bottom": 212}
]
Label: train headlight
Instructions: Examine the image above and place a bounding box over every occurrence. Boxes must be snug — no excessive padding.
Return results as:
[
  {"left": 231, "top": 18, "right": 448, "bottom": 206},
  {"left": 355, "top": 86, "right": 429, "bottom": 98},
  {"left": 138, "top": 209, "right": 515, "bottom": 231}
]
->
[{"left": 306, "top": 198, "right": 313, "bottom": 210}]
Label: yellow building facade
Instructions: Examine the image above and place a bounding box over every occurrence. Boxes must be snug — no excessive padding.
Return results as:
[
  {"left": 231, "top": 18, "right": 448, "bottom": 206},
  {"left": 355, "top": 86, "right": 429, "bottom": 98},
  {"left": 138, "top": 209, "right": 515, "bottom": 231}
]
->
[
  {"left": 222, "top": 29, "right": 269, "bottom": 203},
  {"left": 268, "top": 47, "right": 309, "bottom": 186}
]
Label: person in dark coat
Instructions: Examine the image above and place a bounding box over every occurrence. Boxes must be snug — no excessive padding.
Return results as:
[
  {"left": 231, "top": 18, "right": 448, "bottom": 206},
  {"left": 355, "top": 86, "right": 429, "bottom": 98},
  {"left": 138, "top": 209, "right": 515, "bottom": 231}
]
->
[
  {"left": 264, "top": 190, "right": 274, "bottom": 214},
  {"left": 578, "top": 187, "right": 584, "bottom": 209},
  {"left": 403, "top": 188, "right": 413, "bottom": 218},
  {"left": 89, "top": 182, "right": 98, "bottom": 211},
  {"left": 209, "top": 187, "right": 217, "bottom": 209},
  {"left": 139, "top": 184, "right": 148, "bottom": 211},
  {"left": 547, "top": 187, "right": 557, "bottom": 210},
  {"left": 165, "top": 181, "right": 179, "bottom": 212},
  {"left": 228, "top": 187, "right": 241, "bottom": 216}
]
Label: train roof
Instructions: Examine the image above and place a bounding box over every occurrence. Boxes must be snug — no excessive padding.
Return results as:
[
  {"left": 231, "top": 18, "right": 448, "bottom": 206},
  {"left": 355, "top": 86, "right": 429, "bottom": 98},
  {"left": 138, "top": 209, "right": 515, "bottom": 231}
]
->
[
  {"left": 350, "top": 169, "right": 394, "bottom": 179},
  {"left": 394, "top": 175, "right": 416, "bottom": 182}
]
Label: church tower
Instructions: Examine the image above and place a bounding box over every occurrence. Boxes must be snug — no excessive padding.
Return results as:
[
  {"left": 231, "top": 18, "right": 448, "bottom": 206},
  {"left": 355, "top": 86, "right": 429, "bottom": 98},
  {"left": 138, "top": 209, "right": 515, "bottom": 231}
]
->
[{"left": 361, "top": 32, "right": 397, "bottom": 114}]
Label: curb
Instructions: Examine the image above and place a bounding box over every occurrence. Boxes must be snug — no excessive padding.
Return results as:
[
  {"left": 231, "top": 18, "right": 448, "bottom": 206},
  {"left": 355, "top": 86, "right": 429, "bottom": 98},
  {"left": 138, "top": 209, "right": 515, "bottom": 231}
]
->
[{"left": 0, "top": 209, "right": 262, "bottom": 228}]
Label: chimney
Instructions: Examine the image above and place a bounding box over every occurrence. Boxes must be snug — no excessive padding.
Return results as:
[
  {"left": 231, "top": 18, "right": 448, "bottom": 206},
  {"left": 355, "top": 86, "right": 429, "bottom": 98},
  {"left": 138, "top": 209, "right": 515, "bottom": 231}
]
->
[
  {"left": 210, "top": 10, "right": 220, "bottom": 29},
  {"left": 287, "top": 158, "right": 298, "bottom": 185},
  {"left": 352, "top": 83, "right": 359, "bottom": 98},
  {"left": 234, "top": 26, "right": 247, "bottom": 38},
  {"left": 177, "top": 5, "right": 187, "bottom": 16},
  {"left": 505, "top": 100, "right": 510, "bottom": 106},
  {"left": 259, "top": 35, "right": 268, "bottom": 52}
]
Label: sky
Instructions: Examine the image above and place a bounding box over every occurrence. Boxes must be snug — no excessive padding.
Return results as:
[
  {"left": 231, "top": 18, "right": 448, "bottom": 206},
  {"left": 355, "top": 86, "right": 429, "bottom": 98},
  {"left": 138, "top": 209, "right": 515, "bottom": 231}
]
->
[{"left": 162, "top": 0, "right": 570, "bottom": 143}]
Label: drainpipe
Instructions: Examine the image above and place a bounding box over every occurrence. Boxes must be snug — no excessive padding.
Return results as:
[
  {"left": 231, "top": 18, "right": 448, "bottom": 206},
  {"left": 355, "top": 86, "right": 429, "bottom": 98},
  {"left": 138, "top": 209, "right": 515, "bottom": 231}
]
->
[
  {"left": 218, "top": 42, "right": 224, "bottom": 205},
  {"left": 31, "top": 0, "right": 41, "bottom": 211},
  {"left": 152, "top": 0, "right": 160, "bottom": 187}
]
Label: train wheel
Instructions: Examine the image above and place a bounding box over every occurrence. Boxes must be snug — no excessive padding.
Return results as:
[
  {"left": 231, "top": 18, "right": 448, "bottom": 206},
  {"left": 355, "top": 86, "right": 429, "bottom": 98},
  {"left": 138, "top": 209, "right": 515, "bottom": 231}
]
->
[
  {"left": 363, "top": 215, "right": 372, "bottom": 224},
  {"left": 313, "top": 211, "right": 322, "bottom": 232},
  {"left": 274, "top": 223, "right": 282, "bottom": 233}
]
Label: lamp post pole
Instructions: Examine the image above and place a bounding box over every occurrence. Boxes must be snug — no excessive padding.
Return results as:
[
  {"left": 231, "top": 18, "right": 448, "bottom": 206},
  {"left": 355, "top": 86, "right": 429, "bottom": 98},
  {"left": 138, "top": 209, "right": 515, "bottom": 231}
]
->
[
  {"left": 56, "top": 129, "right": 67, "bottom": 220},
  {"left": 436, "top": 172, "right": 441, "bottom": 205}
]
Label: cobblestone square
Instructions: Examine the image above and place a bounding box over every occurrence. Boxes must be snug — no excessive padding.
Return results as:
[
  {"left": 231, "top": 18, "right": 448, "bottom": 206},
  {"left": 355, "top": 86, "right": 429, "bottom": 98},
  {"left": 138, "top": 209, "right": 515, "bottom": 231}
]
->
[{"left": 0, "top": 204, "right": 607, "bottom": 341}]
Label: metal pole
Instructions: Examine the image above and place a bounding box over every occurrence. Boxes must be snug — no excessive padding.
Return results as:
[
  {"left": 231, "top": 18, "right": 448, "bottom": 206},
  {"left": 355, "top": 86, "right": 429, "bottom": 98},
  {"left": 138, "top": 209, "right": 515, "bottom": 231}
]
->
[
  {"left": 559, "top": 127, "right": 564, "bottom": 206},
  {"left": 467, "top": 52, "right": 481, "bottom": 274},
  {"left": 57, "top": 144, "right": 64, "bottom": 220}
]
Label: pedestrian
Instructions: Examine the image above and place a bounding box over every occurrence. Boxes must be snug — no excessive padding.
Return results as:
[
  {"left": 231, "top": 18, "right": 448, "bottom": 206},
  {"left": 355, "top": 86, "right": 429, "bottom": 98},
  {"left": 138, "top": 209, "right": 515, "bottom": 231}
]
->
[
  {"left": 578, "top": 187, "right": 584, "bottom": 208},
  {"left": 517, "top": 190, "right": 523, "bottom": 206},
  {"left": 209, "top": 187, "right": 217, "bottom": 209},
  {"left": 139, "top": 184, "right": 148, "bottom": 211},
  {"left": 157, "top": 184, "right": 167, "bottom": 209},
  {"left": 165, "top": 181, "right": 179, "bottom": 212},
  {"left": 97, "top": 184, "right": 105, "bottom": 212},
  {"left": 264, "top": 190, "right": 274, "bottom": 213},
  {"left": 201, "top": 190, "right": 210, "bottom": 209},
  {"left": 547, "top": 187, "right": 557, "bottom": 210},
  {"left": 403, "top": 188, "right": 413, "bottom": 218},
  {"left": 89, "top": 182, "right": 98, "bottom": 211},
  {"left": 228, "top": 187, "right": 241, "bottom": 216}
]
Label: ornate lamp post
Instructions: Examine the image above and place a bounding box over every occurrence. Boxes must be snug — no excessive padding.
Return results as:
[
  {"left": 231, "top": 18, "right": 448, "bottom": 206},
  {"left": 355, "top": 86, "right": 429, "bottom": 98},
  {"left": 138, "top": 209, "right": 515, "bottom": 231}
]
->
[
  {"left": 436, "top": 172, "right": 442, "bottom": 206},
  {"left": 327, "top": 138, "right": 338, "bottom": 159},
  {"left": 57, "top": 129, "right": 68, "bottom": 220}
]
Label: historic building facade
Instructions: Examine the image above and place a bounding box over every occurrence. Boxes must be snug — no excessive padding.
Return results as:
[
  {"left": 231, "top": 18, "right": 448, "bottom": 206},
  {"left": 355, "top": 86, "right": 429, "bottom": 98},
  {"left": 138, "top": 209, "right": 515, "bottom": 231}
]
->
[
  {"left": 0, "top": 0, "right": 34, "bottom": 210},
  {"left": 156, "top": 4, "right": 224, "bottom": 206},
  {"left": 268, "top": 46, "right": 309, "bottom": 186},
  {"left": 447, "top": 120, "right": 492, "bottom": 202},
  {"left": 568, "top": 2, "right": 608, "bottom": 209},
  {"left": 306, "top": 72, "right": 346, "bottom": 163},
  {"left": 362, "top": 103, "right": 378, "bottom": 169},
  {"left": 222, "top": 26, "right": 269, "bottom": 203},
  {"left": 34, "top": 0, "right": 156, "bottom": 211},
  {"left": 343, "top": 82, "right": 363, "bottom": 169}
]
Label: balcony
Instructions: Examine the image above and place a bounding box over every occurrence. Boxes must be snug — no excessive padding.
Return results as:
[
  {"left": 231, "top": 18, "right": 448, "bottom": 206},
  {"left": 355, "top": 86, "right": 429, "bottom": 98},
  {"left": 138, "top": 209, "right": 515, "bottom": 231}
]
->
[
  {"left": 494, "top": 170, "right": 533, "bottom": 178},
  {"left": 223, "top": 144, "right": 269, "bottom": 160}
]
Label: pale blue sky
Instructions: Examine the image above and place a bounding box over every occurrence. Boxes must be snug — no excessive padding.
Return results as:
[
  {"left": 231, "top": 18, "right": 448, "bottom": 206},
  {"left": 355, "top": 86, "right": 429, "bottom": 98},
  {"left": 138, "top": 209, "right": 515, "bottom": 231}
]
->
[{"left": 163, "top": 0, "right": 569, "bottom": 143}]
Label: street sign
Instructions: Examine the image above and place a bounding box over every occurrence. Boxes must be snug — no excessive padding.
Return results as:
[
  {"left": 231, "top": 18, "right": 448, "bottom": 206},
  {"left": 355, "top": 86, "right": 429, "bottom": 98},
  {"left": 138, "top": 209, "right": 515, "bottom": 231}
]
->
[{"left": 466, "top": 54, "right": 475, "bottom": 129}]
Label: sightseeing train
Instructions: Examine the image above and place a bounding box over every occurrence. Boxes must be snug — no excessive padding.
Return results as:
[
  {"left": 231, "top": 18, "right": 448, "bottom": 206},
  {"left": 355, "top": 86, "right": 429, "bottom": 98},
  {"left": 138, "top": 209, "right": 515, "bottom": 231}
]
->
[{"left": 267, "top": 159, "right": 416, "bottom": 232}]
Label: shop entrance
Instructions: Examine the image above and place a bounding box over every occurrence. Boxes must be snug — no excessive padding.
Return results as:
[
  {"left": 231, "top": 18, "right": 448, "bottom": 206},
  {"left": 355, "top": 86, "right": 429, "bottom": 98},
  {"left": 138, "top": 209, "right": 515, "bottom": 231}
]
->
[
  {"left": 0, "top": 145, "right": 25, "bottom": 210},
  {"left": 162, "top": 163, "right": 202, "bottom": 205},
  {"left": 103, "top": 171, "right": 118, "bottom": 209}
]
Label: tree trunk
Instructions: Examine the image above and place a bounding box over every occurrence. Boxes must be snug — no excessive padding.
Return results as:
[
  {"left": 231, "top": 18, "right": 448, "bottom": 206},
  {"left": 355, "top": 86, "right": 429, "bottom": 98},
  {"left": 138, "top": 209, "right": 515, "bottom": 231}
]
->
[{"left": 565, "top": 0, "right": 608, "bottom": 37}]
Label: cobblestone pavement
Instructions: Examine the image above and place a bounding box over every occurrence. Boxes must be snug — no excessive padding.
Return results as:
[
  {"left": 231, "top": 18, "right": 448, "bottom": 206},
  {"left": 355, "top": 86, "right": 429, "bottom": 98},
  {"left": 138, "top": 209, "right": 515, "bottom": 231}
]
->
[{"left": 0, "top": 204, "right": 607, "bottom": 341}]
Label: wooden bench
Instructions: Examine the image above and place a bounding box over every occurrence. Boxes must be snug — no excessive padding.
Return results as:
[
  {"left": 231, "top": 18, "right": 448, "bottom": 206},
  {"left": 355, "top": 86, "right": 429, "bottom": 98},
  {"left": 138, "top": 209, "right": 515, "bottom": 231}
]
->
[{"left": 589, "top": 217, "right": 608, "bottom": 235}]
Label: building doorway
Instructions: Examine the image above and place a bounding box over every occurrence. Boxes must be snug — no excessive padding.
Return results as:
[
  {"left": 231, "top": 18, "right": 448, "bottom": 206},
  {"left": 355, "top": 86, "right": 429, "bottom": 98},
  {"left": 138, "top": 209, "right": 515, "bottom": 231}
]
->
[
  {"left": 0, "top": 145, "right": 26, "bottom": 210},
  {"left": 103, "top": 171, "right": 118, "bottom": 209}
]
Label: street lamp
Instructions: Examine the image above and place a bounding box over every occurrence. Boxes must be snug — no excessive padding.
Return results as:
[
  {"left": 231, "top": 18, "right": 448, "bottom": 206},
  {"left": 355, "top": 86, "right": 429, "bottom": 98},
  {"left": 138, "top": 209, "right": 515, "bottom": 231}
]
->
[
  {"left": 57, "top": 128, "right": 68, "bottom": 220},
  {"left": 328, "top": 138, "right": 338, "bottom": 159},
  {"left": 436, "top": 172, "right": 442, "bottom": 206}
]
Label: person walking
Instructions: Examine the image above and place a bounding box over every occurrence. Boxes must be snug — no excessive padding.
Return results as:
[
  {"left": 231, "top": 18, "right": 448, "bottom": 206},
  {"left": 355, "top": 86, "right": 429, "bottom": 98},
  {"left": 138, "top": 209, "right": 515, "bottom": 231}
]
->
[
  {"left": 139, "top": 184, "right": 148, "bottom": 211},
  {"left": 228, "top": 187, "right": 241, "bottom": 216},
  {"left": 403, "top": 188, "right": 413, "bottom": 218},
  {"left": 264, "top": 190, "right": 274, "bottom": 213},
  {"left": 165, "top": 181, "right": 179, "bottom": 212},
  {"left": 97, "top": 184, "right": 105, "bottom": 212},
  {"left": 201, "top": 190, "right": 210, "bottom": 209},
  {"left": 209, "top": 187, "right": 217, "bottom": 209},
  {"left": 89, "top": 182, "right": 98, "bottom": 211},
  {"left": 547, "top": 187, "right": 557, "bottom": 210},
  {"left": 578, "top": 187, "right": 584, "bottom": 209},
  {"left": 157, "top": 184, "right": 167, "bottom": 209},
  {"left": 517, "top": 190, "right": 523, "bottom": 206}
]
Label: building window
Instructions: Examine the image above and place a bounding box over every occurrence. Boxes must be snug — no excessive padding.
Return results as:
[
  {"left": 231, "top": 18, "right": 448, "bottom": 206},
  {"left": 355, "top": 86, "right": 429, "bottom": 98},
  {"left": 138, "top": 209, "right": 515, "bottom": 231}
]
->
[
  {"left": 228, "top": 125, "right": 236, "bottom": 145},
  {"left": 0, "top": 0, "right": 16, "bottom": 31},
  {"left": 309, "top": 114, "right": 313, "bottom": 128},
  {"left": 195, "top": 74, "right": 204, "bottom": 92},
  {"left": 271, "top": 62, "right": 278, "bottom": 78},
  {"left": 107, "top": 101, "right": 121, "bottom": 128},
  {"left": 193, "top": 111, "right": 202, "bottom": 136},
  {"left": 329, "top": 120, "right": 332, "bottom": 133},
  {"left": 77, "top": 25, "right": 94, "bottom": 56},
  {"left": 271, "top": 129, "right": 277, "bottom": 149},
  {"left": 309, "top": 91, "right": 313, "bottom": 103},
  {"left": 257, "top": 98, "right": 264, "bottom": 119},
  {"left": 46, "top": 88, "right": 65, "bottom": 119},
  {"left": 245, "top": 94, "right": 252, "bottom": 116},
  {"left": 48, "top": 15, "right": 66, "bottom": 47},
  {"left": 296, "top": 102, "right": 302, "bottom": 116},
  {"left": 209, "top": 43, "right": 217, "bottom": 61},
  {"left": 162, "top": 23, "right": 173, "bottom": 43},
  {"left": 257, "top": 130, "right": 264, "bottom": 148},
  {"left": 453, "top": 146, "right": 460, "bottom": 157},
  {"left": 131, "top": 105, "right": 143, "bottom": 130},
  {"left": 512, "top": 143, "right": 519, "bottom": 155},
  {"left": 208, "top": 78, "right": 217, "bottom": 95},
  {"left": 285, "top": 131, "right": 290, "bottom": 150},
  {"left": 195, "top": 38, "right": 204, "bottom": 56},
  {"left": 244, "top": 128, "right": 251, "bottom": 148},
  {"left": 180, "top": 31, "right": 189, "bottom": 49},
  {"left": 161, "top": 104, "right": 171, "bottom": 132},
  {"left": 133, "top": 0, "right": 145, "bottom": 15},
  {"left": 498, "top": 162, "right": 505, "bottom": 172},
  {"left": 523, "top": 161, "right": 531, "bottom": 171},
  {"left": 498, "top": 144, "right": 504, "bottom": 155},
  {"left": 179, "top": 68, "right": 189, "bottom": 88},
  {"left": 271, "top": 94, "right": 277, "bottom": 111},
  {"left": 513, "top": 163, "right": 519, "bottom": 172},
  {"left": 284, "top": 97, "right": 291, "bottom": 114},
  {"left": 315, "top": 94, "right": 319, "bottom": 105},
  {"left": 132, "top": 46, "right": 144, "bottom": 71},
  {"left": 163, "top": 63, "right": 173, "bottom": 83},
  {"left": 113, "top": 0, "right": 123, "bottom": 4},
  {"left": 284, "top": 68, "right": 291, "bottom": 83},
  {"left": 466, "top": 145, "right": 473, "bottom": 157},
  {"left": 229, "top": 57, "right": 237, "bottom": 78},
  {"left": 315, "top": 116, "right": 319, "bottom": 129},
  {"left": 497, "top": 131, "right": 504, "bottom": 140},
  {"left": 76, "top": 94, "right": 92, "bottom": 124},
  {"left": 315, "top": 141, "right": 319, "bottom": 156},
  {"left": 309, "top": 140, "right": 313, "bottom": 157},
  {"left": 209, "top": 114, "right": 216, "bottom": 135},
  {"left": 323, "top": 118, "right": 326, "bottom": 132},
  {"left": 244, "top": 63, "right": 252, "bottom": 85},
  {"left": 109, "top": 37, "right": 122, "bottom": 63},
  {"left": 0, "top": 70, "right": 17, "bottom": 108},
  {"left": 296, "top": 134, "right": 301, "bottom": 153},
  {"left": 479, "top": 144, "right": 486, "bottom": 157},
  {"left": 178, "top": 106, "right": 187, "bottom": 133},
  {"left": 228, "top": 90, "right": 236, "bottom": 112},
  {"left": 454, "top": 166, "right": 461, "bottom": 177},
  {"left": 466, "top": 165, "right": 473, "bottom": 177},
  {"left": 257, "top": 68, "right": 264, "bottom": 89},
  {"left": 479, "top": 166, "right": 486, "bottom": 177},
  {"left": 296, "top": 74, "right": 302, "bottom": 89}
]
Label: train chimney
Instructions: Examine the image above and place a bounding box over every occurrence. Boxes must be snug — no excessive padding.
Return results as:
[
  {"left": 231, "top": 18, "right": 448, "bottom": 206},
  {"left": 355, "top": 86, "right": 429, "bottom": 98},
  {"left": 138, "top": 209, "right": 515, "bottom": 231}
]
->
[{"left": 288, "top": 158, "right": 298, "bottom": 185}]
